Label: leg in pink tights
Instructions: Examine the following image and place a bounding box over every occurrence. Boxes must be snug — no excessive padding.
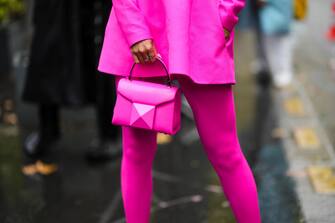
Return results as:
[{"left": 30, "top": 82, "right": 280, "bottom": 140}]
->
[
  {"left": 121, "top": 126, "right": 157, "bottom": 223},
  {"left": 118, "top": 76, "right": 261, "bottom": 223},
  {"left": 178, "top": 77, "right": 262, "bottom": 223},
  {"left": 115, "top": 76, "right": 158, "bottom": 223}
]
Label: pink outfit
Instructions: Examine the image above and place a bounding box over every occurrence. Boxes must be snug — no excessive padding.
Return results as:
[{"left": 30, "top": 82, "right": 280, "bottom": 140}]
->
[
  {"left": 117, "top": 76, "right": 261, "bottom": 223},
  {"left": 99, "top": 0, "right": 261, "bottom": 222},
  {"left": 98, "top": 0, "right": 245, "bottom": 84}
]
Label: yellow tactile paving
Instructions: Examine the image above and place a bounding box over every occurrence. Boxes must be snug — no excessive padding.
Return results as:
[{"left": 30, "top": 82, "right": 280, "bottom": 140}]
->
[
  {"left": 157, "top": 133, "right": 172, "bottom": 145},
  {"left": 307, "top": 166, "right": 335, "bottom": 194},
  {"left": 283, "top": 97, "right": 305, "bottom": 116},
  {"left": 293, "top": 127, "right": 321, "bottom": 150},
  {"left": 272, "top": 127, "right": 288, "bottom": 139}
]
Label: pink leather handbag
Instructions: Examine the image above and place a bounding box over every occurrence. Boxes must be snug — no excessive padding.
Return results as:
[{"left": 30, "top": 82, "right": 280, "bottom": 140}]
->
[{"left": 112, "top": 56, "right": 181, "bottom": 135}]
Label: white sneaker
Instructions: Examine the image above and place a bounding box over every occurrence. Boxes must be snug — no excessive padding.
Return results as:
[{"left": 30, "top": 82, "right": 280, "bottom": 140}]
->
[{"left": 273, "top": 72, "right": 293, "bottom": 88}]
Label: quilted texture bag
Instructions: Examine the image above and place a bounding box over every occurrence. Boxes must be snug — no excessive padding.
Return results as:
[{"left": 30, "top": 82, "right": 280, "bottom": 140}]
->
[{"left": 112, "top": 56, "right": 181, "bottom": 135}]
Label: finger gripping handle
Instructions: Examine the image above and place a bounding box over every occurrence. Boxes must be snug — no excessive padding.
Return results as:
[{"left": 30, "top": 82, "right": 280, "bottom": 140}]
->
[{"left": 128, "top": 54, "right": 171, "bottom": 85}]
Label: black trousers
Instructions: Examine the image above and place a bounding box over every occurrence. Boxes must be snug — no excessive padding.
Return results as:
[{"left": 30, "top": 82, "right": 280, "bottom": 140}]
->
[{"left": 39, "top": 74, "right": 119, "bottom": 141}]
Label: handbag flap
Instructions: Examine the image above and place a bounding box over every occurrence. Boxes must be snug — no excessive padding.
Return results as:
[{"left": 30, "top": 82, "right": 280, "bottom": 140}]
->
[{"left": 117, "top": 78, "right": 179, "bottom": 105}]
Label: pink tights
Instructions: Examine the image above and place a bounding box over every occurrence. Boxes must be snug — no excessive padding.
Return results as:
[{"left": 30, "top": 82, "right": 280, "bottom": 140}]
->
[{"left": 116, "top": 76, "right": 262, "bottom": 223}]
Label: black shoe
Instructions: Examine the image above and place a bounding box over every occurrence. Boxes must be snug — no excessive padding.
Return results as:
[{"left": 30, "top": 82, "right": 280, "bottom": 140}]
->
[
  {"left": 85, "top": 139, "right": 122, "bottom": 163},
  {"left": 23, "top": 132, "right": 59, "bottom": 158},
  {"left": 255, "top": 69, "right": 272, "bottom": 87}
]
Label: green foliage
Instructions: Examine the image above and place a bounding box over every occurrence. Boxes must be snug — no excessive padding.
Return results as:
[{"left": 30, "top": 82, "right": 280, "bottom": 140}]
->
[{"left": 0, "top": 0, "right": 25, "bottom": 24}]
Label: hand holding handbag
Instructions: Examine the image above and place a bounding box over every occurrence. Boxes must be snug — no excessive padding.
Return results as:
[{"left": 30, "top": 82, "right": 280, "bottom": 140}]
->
[{"left": 112, "top": 56, "right": 181, "bottom": 135}]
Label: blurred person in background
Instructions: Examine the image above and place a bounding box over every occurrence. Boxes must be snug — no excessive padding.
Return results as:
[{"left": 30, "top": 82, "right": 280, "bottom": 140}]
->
[
  {"left": 241, "top": 0, "right": 295, "bottom": 88},
  {"left": 22, "top": 0, "right": 121, "bottom": 162}
]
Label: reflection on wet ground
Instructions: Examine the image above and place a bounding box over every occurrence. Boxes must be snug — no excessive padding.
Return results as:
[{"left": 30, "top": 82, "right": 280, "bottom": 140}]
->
[
  {"left": 1, "top": 112, "right": 238, "bottom": 223},
  {"left": 0, "top": 32, "right": 302, "bottom": 223}
]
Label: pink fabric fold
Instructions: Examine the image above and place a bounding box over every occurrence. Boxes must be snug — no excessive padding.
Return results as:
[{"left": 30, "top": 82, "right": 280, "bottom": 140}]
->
[{"left": 218, "top": 0, "right": 246, "bottom": 32}]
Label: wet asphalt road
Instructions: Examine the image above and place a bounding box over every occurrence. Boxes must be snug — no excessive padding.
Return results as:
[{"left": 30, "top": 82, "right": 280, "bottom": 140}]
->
[{"left": 0, "top": 31, "right": 302, "bottom": 223}]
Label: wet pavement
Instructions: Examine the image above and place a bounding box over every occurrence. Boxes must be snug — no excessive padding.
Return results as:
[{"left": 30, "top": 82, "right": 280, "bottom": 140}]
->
[
  {"left": 0, "top": 24, "right": 304, "bottom": 223},
  {"left": 294, "top": 0, "right": 335, "bottom": 148}
]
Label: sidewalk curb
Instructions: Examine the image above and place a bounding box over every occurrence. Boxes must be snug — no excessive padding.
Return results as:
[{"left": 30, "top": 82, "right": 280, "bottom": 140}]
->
[{"left": 275, "top": 79, "right": 335, "bottom": 223}]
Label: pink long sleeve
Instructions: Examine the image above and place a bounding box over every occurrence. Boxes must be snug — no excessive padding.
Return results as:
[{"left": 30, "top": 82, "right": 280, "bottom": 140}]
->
[
  {"left": 113, "top": 0, "right": 153, "bottom": 47},
  {"left": 218, "top": 0, "right": 246, "bottom": 32}
]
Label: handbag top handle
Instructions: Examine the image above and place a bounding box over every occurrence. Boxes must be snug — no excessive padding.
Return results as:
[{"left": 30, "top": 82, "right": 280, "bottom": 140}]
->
[{"left": 128, "top": 54, "right": 172, "bottom": 86}]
